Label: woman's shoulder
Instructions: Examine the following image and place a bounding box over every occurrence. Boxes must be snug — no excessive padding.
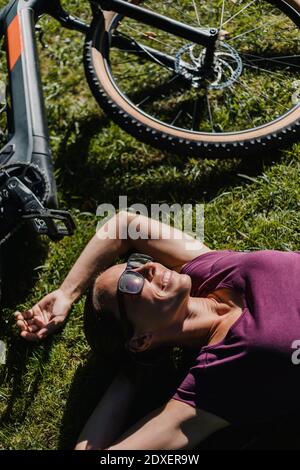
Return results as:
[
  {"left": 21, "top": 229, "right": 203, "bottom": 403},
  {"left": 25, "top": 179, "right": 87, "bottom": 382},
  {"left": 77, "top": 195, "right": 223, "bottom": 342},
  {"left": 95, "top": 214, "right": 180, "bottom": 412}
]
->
[{"left": 180, "top": 249, "right": 235, "bottom": 274}]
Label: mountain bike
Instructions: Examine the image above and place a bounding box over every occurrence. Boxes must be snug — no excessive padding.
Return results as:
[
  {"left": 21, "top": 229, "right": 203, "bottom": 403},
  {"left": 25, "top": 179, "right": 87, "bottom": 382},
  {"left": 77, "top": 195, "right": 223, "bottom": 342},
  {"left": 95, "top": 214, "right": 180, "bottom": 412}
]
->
[{"left": 0, "top": 0, "right": 299, "bottom": 246}]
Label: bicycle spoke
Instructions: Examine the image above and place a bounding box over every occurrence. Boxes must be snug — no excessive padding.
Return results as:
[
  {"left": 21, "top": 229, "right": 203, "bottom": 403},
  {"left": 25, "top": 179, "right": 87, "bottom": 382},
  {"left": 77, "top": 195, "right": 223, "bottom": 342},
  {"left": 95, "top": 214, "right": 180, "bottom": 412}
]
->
[
  {"left": 146, "top": 1, "right": 199, "bottom": 28},
  {"left": 219, "top": 0, "right": 226, "bottom": 29},
  {"left": 114, "top": 69, "right": 166, "bottom": 80},
  {"left": 123, "top": 23, "right": 180, "bottom": 53},
  {"left": 222, "top": 0, "right": 258, "bottom": 27},
  {"left": 106, "top": 0, "right": 300, "bottom": 135},
  {"left": 112, "top": 32, "right": 177, "bottom": 70},
  {"left": 240, "top": 53, "right": 300, "bottom": 69},
  {"left": 266, "top": 55, "right": 300, "bottom": 60},
  {"left": 235, "top": 77, "right": 289, "bottom": 113},
  {"left": 192, "top": 0, "right": 201, "bottom": 26},
  {"left": 206, "top": 90, "right": 214, "bottom": 132},
  {"left": 136, "top": 74, "right": 182, "bottom": 107},
  {"left": 113, "top": 57, "right": 146, "bottom": 65},
  {"left": 192, "top": 98, "right": 201, "bottom": 130},
  {"left": 227, "top": 84, "right": 256, "bottom": 128},
  {"left": 170, "top": 109, "right": 183, "bottom": 126},
  {"left": 241, "top": 61, "right": 293, "bottom": 82},
  {"left": 228, "top": 12, "right": 279, "bottom": 42}
]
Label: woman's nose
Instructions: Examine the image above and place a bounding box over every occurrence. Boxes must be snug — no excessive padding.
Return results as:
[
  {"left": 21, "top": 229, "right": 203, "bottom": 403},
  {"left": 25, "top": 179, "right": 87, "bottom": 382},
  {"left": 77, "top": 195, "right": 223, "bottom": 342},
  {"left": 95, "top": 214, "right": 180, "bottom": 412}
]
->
[{"left": 136, "top": 262, "right": 155, "bottom": 281}]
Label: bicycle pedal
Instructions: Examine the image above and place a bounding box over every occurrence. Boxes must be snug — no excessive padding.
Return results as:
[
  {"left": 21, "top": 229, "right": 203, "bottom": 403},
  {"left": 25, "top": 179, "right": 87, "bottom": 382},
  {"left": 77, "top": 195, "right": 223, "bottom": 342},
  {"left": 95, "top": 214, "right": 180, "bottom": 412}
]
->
[
  {"left": 22, "top": 209, "right": 76, "bottom": 240},
  {"left": 0, "top": 173, "right": 75, "bottom": 242}
]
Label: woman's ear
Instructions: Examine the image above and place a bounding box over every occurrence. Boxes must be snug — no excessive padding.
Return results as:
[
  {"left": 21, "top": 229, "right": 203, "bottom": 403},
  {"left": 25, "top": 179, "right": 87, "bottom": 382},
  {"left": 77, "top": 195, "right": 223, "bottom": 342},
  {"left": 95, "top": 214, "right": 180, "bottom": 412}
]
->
[{"left": 127, "top": 332, "right": 153, "bottom": 353}]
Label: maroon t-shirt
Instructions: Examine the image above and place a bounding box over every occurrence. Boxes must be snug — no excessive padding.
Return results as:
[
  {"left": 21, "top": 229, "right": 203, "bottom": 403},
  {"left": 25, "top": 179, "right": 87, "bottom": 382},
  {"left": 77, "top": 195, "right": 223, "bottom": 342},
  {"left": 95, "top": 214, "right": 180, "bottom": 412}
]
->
[{"left": 172, "top": 250, "right": 300, "bottom": 424}]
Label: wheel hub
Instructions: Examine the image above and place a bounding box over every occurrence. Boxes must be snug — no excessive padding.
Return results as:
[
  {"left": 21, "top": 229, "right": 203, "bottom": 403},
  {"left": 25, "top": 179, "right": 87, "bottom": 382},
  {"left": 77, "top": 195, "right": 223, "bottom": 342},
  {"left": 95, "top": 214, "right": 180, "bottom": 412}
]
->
[{"left": 175, "top": 41, "right": 243, "bottom": 90}]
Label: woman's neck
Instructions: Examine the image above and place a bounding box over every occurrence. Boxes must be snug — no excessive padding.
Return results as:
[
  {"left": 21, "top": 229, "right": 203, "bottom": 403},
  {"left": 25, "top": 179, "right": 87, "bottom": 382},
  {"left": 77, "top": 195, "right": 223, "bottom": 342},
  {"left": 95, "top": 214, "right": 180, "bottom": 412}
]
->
[{"left": 168, "top": 296, "right": 232, "bottom": 349}]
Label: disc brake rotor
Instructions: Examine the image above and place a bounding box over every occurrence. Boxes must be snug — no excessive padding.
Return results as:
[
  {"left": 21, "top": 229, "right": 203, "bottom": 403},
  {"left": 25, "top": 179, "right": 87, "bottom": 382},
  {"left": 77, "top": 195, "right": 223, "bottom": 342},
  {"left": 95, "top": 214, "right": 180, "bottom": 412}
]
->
[{"left": 175, "top": 41, "right": 243, "bottom": 90}]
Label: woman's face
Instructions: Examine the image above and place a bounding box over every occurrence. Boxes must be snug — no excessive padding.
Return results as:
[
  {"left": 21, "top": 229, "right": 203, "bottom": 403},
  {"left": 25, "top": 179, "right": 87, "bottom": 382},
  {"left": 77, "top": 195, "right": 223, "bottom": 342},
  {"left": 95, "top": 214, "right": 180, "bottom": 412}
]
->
[
  {"left": 124, "top": 261, "right": 192, "bottom": 332},
  {"left": 97, "top": 261, "right": 192, "bottom": 334}
]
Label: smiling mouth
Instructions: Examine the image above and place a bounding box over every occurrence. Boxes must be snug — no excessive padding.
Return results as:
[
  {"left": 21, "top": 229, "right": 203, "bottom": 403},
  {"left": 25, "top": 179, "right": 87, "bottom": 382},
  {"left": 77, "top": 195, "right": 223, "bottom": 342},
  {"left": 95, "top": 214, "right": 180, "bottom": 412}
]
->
[{"left": 162, "top": 270, "right": 172, "bottom": 290}]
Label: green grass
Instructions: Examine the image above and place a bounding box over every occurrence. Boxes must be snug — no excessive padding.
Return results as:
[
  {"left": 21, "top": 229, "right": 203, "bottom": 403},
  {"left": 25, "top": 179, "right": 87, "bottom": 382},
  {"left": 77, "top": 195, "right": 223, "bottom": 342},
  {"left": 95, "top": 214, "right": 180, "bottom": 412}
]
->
[{"left": 0, "top": 0, "right": 300, "bottom": 449}]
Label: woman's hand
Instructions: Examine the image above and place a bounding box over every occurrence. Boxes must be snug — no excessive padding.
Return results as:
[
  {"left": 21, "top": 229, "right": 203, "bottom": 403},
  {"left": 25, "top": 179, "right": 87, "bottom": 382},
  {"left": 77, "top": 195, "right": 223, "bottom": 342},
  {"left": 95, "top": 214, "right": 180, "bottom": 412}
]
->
[{"left": 14, "top": 289, "right": 73, "bottom": 341}]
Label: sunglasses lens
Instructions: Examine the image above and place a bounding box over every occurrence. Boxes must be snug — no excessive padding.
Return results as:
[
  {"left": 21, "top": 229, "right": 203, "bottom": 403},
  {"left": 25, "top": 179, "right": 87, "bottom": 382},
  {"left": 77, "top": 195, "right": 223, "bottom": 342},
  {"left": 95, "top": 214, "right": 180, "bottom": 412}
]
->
[{"left": 119, "top": 272, "right": 144, "bottom": 294}]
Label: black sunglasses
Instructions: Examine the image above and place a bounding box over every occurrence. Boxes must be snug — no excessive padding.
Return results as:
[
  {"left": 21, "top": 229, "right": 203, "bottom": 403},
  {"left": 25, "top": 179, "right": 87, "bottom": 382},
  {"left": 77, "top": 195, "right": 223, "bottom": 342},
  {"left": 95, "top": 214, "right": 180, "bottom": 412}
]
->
[{"left": 117, "top": 253, "right": 153, "bottom": 339}]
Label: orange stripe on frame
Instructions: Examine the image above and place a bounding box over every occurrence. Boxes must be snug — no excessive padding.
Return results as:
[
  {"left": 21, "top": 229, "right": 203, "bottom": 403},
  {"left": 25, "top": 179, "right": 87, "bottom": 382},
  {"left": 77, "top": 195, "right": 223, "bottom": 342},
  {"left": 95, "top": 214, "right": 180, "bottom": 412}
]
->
[{"left": 7, "top": 15, "right": 23, "bottom": 71}]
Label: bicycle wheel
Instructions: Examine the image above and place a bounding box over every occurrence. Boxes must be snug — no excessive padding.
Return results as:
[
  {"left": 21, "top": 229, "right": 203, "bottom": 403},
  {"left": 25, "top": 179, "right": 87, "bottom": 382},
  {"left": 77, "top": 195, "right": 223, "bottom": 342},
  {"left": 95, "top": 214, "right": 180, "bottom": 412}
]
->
[{"left": 84, "top": 1, "right": 300, "bottom": 157}]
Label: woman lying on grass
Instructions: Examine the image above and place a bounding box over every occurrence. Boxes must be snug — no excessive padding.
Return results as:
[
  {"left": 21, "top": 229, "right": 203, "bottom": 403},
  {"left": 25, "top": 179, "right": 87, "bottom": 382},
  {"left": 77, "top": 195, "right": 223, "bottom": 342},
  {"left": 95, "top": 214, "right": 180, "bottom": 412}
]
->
[{"left": 15, "top": 211, "right": 300, "bottom": 450}]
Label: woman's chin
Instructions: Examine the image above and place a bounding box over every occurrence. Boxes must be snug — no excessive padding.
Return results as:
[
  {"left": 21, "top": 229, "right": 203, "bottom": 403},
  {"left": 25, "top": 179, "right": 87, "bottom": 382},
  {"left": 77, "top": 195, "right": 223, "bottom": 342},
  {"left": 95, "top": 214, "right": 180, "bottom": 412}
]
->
[{"left": 180, "top": 273, "right": 192, "bottom": 292}]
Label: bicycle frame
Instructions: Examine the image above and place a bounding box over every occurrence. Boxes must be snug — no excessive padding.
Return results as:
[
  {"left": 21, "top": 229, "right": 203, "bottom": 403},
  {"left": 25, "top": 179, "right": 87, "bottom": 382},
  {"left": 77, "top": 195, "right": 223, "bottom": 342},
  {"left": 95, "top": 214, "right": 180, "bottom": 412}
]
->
[
  {"left": 0, "top": 0, "right": 218, "bottom": 243},
  {"left": 98, "top": 0, "right": 218, "bottom": 69},
  {"left": 0, "top": 0, "right": 82, "bottom": 242},
  {"left": 99, "top": 0, "right": 218, "bottom": 47}
]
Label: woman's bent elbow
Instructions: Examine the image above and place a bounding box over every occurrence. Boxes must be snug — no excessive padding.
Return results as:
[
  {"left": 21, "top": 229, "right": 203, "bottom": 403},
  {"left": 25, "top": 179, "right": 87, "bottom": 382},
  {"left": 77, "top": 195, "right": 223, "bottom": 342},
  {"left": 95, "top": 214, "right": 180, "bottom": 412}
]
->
[{"left": 74, "top": 440, "right": 100, "bottom": 451}]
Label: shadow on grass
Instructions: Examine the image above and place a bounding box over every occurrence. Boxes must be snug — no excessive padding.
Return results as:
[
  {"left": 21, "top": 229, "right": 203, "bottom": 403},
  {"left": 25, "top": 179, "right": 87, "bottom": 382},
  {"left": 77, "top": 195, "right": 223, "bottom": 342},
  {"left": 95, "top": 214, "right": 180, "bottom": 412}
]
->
[
  {"left": 58, "top": 350, "right": 193, "bottom": 449},
  {"left": 0, "top": 337, "right": 53, "bottom": 427},
  {"left": 58, "top": 354, "right": 118, "bottom": 449},
  {"left": 0, "top": 227, "right": 53, "bottom": 430},
  {"left": 1, "top": 227, "right": 49, "bottom": 308},
  {"left": 55, "top": 113, "right": 286, "bottom": 211}
]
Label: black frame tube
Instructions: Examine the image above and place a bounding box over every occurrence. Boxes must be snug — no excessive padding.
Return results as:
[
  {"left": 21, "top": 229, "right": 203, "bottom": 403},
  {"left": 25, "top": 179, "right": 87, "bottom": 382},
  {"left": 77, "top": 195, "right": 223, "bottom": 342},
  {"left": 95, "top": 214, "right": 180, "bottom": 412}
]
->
[
  {"left": 98, "top": 0, "right": 218, "bottom": 47},
  {"left": 112, "top": 33, "right": 177, "bottom": 70}
]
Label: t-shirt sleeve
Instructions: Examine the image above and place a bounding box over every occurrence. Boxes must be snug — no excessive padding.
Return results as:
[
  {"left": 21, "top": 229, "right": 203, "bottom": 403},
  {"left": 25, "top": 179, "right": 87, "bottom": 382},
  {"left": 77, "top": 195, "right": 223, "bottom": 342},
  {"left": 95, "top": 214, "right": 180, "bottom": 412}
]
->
[
  {"left": 181, "top": 249, "right": 247, "bottom": 296},
  {"left": 181, "top": 250, "right": 233, "bottom": 283},
  {"left": 172, "top": 367, "right": 198, "bottom": 408}
]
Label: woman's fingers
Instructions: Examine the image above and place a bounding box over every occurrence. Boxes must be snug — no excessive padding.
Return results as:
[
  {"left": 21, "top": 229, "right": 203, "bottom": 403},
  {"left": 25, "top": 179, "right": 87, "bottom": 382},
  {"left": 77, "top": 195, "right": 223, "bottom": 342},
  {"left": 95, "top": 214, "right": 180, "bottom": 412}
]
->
[
  {"left": 15, "top": 305, "right": 49, "bottom": 341},
  {"left": 16, "top": 319, "right": 40, "bottom": 332},
  {"left": 15, "top": 306, "right": 49, "bottom": 324},
  {"left": 15, "top": 305, "right": 47, "bottom": 321},
  {"left": 18, "top": 316, "right": 61, "bottom": 341},
  {"left": 14, "top": 310, "right": 33, "bottom": 320},
  {"left": 14, "top": 296, "right": 64, "bottom": 341},
  {"left": 16, "top": 319, "right": 28, "bottom": 331},
  {"left": 20, "top": 330, "right": 40, "bottom": 342},
  {"left": 35, "top": 317, "right": 63, "bottom": 340},
  {"left": 27, "top": 324, "right": 39, "bottom": 333},
  {"left": 29, "top": 316, "right": 47, "bottom": 328},
  {"left": 14, "top": 310, "right": 35, "bottom": 332},
  {"left": 20, "top": 322, "right": 48, "bottom": 341},
  {"left": 14, "top": 312, "right": 25, "bottom": 322}
]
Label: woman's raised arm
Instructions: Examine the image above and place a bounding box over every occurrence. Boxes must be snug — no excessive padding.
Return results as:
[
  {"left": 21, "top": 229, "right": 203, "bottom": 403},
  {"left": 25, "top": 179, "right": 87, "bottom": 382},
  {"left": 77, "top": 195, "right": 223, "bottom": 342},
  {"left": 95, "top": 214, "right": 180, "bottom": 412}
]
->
[{"left": 15, "top": 210, "right": 210, "bottom": 340}]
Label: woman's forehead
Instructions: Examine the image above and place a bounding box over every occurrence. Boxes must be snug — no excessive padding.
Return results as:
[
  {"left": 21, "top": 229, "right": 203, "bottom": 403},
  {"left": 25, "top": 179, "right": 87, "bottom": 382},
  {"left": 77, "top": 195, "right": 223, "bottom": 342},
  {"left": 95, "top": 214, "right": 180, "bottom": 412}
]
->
[
  {"left": 97, "top": 263, "right": 126, "bottom": 292},
  {"left": 93, "top": 263, "right": 127, "bottom": 315}
]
